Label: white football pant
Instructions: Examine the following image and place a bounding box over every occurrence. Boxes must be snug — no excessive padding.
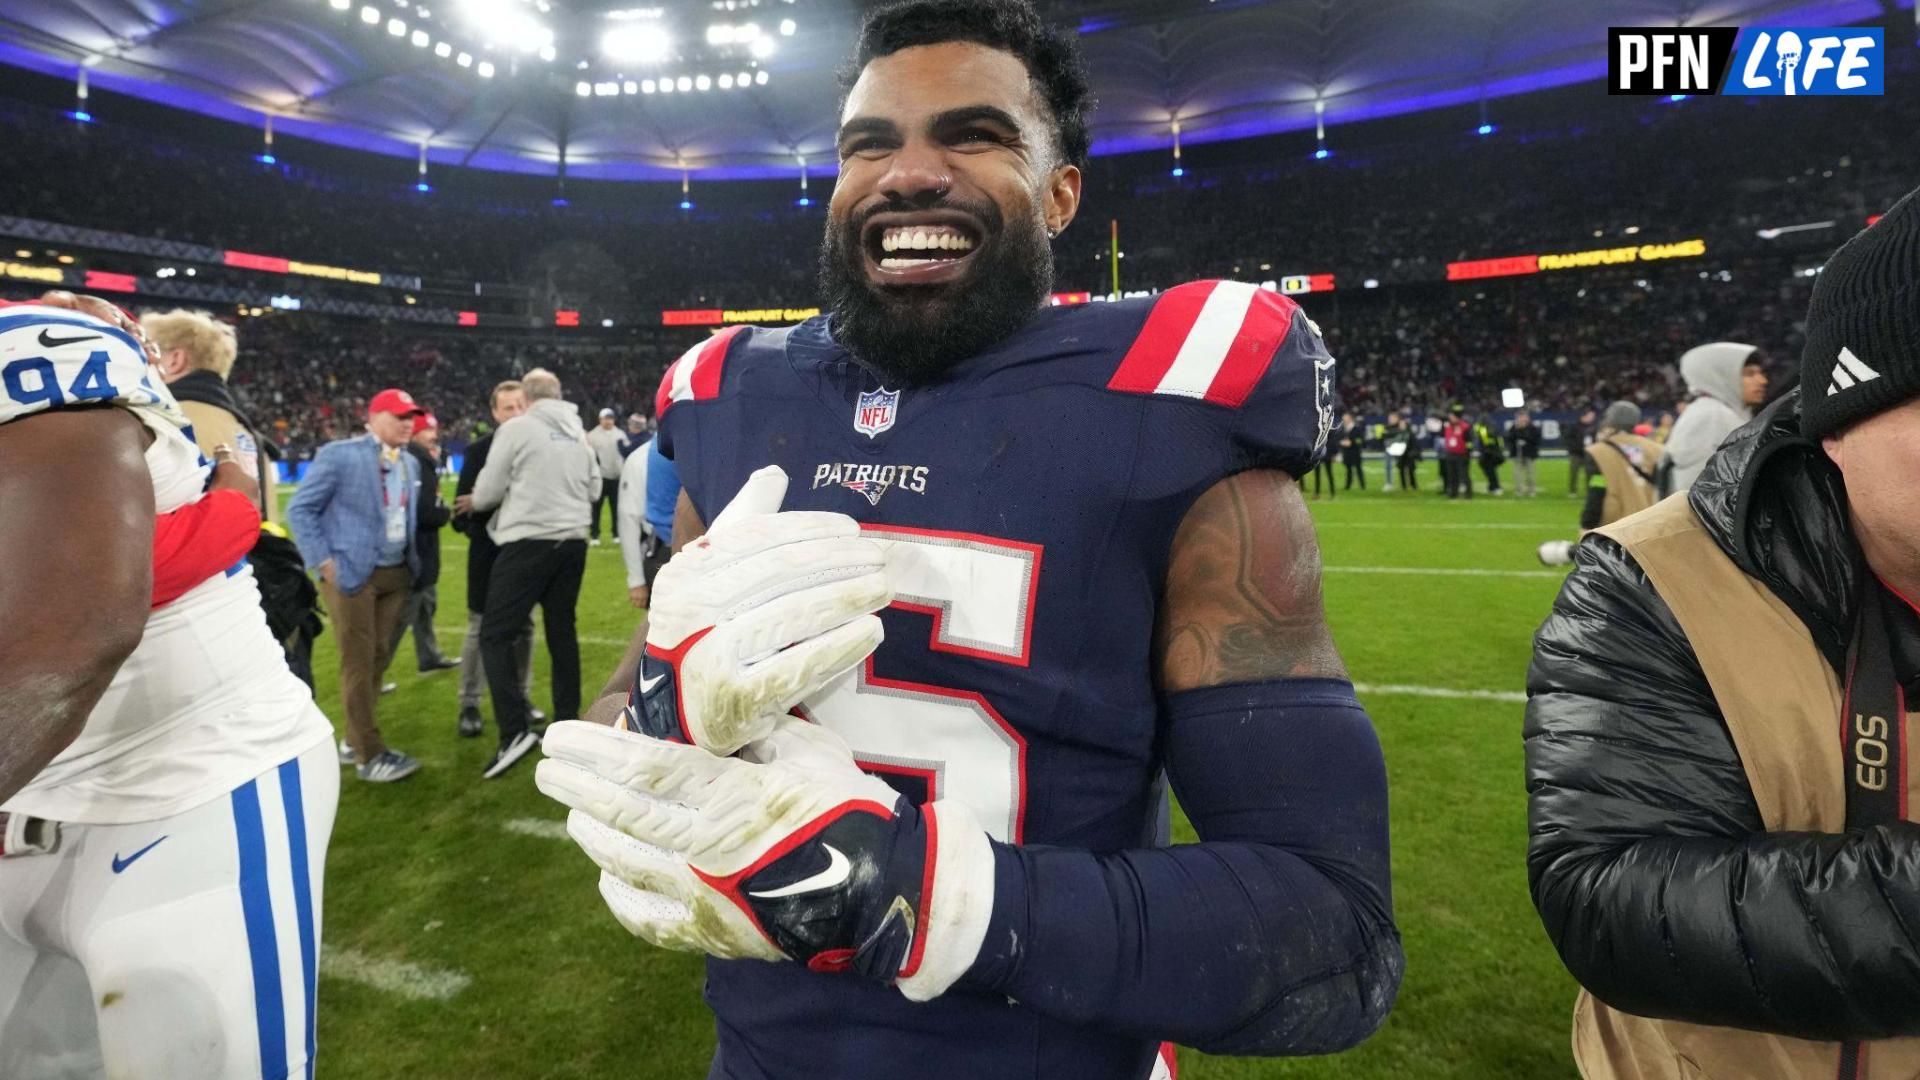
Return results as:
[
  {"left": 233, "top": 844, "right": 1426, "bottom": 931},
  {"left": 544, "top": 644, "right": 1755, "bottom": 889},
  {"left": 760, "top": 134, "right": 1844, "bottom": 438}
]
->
[{"left": 0, "top": 737, "right": 337, "bottom": 1080}]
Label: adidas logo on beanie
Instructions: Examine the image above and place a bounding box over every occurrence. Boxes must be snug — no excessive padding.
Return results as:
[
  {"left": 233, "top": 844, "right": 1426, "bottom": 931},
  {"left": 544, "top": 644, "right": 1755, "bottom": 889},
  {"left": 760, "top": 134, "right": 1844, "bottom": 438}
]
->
[{"left": 1800, "top": 183, "right": 1920, "bottom": 440}]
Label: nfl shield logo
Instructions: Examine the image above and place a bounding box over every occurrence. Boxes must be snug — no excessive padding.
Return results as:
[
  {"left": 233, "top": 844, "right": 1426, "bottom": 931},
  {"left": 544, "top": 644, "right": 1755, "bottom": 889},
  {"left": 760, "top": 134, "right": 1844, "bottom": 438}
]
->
[{"left": 854, "top": 387, "right": 899, "bottom": 438}]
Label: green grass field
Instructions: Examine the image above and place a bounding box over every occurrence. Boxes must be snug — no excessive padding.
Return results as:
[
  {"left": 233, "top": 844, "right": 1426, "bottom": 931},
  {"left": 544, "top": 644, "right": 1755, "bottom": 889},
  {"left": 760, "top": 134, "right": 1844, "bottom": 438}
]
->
[{"left": 299, "top": 458, "right": 1584, "bottom": 1079}]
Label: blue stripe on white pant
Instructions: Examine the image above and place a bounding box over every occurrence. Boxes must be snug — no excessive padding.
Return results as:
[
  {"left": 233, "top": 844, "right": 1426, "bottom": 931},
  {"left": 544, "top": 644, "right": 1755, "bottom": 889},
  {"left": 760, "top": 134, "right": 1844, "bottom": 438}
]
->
[{"left": 232, "top": 751, "right": 324, "bottom": 1080}]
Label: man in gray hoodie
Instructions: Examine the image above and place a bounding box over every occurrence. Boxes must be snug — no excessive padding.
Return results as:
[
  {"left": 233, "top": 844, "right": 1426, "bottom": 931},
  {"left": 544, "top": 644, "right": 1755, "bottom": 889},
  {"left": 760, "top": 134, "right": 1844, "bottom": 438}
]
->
[
  {"left": 465, "top": 367, "right": 599, "bottom": 778},
  {"left": 1662, "top": 343, "right": 1769, "bottom": 495}
]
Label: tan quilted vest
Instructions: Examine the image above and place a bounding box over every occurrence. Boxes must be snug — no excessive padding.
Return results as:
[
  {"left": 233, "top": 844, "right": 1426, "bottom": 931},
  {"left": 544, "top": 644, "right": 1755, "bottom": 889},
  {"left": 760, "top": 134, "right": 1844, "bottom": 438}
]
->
[
  {"left": 1588, "top": 434, "right": 1665, "bottom": 528},
  {"left": 1576, "top": 496, "right": 1920, "bottom": 1080}
]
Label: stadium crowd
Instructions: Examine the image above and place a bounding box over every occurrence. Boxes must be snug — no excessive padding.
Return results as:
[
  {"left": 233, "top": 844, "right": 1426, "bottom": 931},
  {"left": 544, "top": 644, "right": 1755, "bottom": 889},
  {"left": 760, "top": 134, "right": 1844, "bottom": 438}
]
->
[{"left": 191, "top": 257, "right": 1807, "bottom": 449}]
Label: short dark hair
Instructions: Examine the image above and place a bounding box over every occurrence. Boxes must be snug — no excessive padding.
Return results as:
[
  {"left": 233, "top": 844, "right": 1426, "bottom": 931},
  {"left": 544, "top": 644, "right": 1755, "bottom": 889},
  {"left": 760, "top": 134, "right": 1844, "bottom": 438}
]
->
[{"left": 841, "top": 0, "right": 1094, "bottom": 170}]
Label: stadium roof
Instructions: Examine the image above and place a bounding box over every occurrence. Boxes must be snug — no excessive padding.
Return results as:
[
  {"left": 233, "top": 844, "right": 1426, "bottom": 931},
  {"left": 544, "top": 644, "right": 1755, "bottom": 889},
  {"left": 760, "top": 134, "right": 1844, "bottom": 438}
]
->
[{"left": 0, "top": 0, "right": 1888, "bottom": 181}]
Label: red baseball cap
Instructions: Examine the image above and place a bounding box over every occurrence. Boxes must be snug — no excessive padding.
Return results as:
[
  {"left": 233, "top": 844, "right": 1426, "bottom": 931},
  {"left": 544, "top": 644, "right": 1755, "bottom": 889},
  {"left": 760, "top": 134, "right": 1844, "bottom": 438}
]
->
[
  {"left": 411, "top": 411, "right": 438, "bottom": 436},
  {"left": 368, "top": 388, "right": 422, "bottom": 418}
]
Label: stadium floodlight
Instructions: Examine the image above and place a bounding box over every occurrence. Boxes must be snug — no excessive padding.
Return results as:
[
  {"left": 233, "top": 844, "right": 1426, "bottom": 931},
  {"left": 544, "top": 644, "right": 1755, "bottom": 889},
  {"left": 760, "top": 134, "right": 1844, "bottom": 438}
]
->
[
  {"left": 331, "top": 0, "right": 351, "bottom": 9},
  {"left": 779, "top": 18, "right": 795, "bottom": 34},
  {"left": 434, "top": 40, "right": 452, "bottom": 56},
  {"left": 677, "top": 75, "right": 692, "bottom": 91},
  {"left": 737, "top": 70, "right": 751, "bottom": 86},
  {"left": 750, "top": 36, "right": 775, "bottom": 58},
  {"left": 539, "top": 45, "right": 556, "bottom": 61},
  {"left": 1501, "top": 387, "right": 1526, "bottom": 409},
  {"left": 718, "top": 74, "right": 734, "bottom": 89},
  {"left": 476, "top": 59, "right": 495, "bottom": 76},
  {"left": 658, "top": 77, "right": 673, "bottom": 93},
  {"left": 459, "top": 0, "right": 553, "bottom": 53},
  {"left": 411, "top": 29, "right": 430, "bottom": 46},
  {"left": 707, "top": 24, "right": 733, "bottom": 44},
  {"left": 362, "top": 5, "right": 382, "bottom": 22},
  {"left": 695, "top": 74, "right": 712, "bottom": 90},
  {"left": 754, "top": 69, "right": 767, "bottom": 85},
  {"left": 594, "top": 81, "right": 618, "bottom": 95},
  {"left": 603, "top": 23, "right": 671, "bottom": 63},
  {"left": 457, "top": 50, "right": 473, "bottom": 65},
  {"left": 623, "top": 80, "right": 638, "bottom": 93},
  {"left": 576, "top": 81, "right": 591, "bottom": 95},
  {"left": 388, "top": 18, "right": 407, "bottom": 35},
  {"left": 641, "top": 79, "right": 656, "bottom": 93}
]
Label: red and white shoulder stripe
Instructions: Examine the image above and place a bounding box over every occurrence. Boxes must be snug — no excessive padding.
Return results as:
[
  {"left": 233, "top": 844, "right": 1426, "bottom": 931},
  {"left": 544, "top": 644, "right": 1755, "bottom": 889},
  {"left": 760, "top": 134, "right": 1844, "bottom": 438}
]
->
[
  {"left": 655, "top": 325, "right": 747, "bottom": 419},
  {"left": 1106, "top": 280, "right": 1301, "bottom": 408}
]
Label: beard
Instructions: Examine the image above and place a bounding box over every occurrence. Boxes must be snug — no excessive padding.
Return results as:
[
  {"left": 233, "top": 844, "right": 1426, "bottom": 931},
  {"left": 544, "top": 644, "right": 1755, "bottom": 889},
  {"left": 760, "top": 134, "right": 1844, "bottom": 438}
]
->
[{"left": 817, "top": 194, "right": 1054, "bottom": 387}]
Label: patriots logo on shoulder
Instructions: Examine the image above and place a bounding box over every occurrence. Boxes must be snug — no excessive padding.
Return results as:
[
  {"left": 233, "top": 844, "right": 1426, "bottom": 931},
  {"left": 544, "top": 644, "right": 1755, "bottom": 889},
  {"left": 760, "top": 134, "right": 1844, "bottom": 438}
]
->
[
  {"left": 854, "top": 387, "right": 899, "bottom": 438},
  {"left": 841, "top": 478, "right": 891, "bottom": 506}
]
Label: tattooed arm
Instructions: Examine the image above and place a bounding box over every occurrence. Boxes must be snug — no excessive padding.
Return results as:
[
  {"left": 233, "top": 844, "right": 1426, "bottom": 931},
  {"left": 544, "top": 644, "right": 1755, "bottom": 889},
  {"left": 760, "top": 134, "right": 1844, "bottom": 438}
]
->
[
  {"left": 962, "top": 467, "right": 1400, "bottom": 1054},
  {"left": 1157, "top": 468, "right": 1346, "bottom": 689}
]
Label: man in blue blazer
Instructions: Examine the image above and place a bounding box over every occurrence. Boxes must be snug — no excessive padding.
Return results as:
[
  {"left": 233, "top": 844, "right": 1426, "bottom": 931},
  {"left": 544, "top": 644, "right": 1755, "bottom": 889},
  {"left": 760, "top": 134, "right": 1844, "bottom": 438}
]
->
[{"left": 286, "top": 388, "right": 426, "bottom": 783}]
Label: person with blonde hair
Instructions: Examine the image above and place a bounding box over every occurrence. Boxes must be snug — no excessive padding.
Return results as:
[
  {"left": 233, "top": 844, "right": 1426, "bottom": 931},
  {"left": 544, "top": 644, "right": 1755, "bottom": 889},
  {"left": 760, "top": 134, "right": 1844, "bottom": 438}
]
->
[{"left": 142, "top": 308, "right": 322, "bottom": 687}]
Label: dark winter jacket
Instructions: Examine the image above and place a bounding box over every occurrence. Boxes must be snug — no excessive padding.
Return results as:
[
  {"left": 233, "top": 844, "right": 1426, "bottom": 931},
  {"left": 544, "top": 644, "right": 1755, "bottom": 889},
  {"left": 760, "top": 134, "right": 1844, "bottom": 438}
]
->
[
  {"left": 1526, "top": 389, "right": 1920, "bottom": 1043},
  {"left": 406, "top": 442, "right": 448, "bottom": 587}
]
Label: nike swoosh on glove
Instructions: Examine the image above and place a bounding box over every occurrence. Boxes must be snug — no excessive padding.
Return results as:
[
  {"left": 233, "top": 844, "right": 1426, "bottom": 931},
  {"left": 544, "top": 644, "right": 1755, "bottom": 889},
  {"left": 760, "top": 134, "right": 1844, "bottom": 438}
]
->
[
  {"left": 535, "top": 717, "right": 995, "bottom": 1002},
  {"left": 632, "top": 465, "right": 892, "bottom": 754}
]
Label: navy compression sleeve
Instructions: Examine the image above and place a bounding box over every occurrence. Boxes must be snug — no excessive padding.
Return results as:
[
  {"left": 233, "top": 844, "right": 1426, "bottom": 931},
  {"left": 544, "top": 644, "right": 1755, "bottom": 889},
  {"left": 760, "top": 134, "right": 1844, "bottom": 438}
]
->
[{"left": 960, "top": 679, "right": 1402, "bottom": 1056}]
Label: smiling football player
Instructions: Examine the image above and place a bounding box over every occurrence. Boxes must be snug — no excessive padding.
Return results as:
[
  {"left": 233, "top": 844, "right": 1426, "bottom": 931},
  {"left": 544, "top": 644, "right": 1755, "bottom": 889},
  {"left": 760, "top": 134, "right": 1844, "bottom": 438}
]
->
[{"left": 536, "top": 1, "right": 1403, "bottom": 1077}]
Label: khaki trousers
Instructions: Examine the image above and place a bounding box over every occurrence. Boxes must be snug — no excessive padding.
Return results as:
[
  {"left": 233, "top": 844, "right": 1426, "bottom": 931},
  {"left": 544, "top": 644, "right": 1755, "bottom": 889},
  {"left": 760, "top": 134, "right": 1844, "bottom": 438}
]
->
[{"left": 320, "top": 565, "right": 412, "bottom": 763}]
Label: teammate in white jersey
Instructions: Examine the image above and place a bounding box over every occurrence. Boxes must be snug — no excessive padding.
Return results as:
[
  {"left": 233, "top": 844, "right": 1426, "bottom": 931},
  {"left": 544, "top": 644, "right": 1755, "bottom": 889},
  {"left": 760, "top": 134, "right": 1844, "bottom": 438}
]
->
[{"left": 0, "top": 295, "right": 336, "bottom": 1080}]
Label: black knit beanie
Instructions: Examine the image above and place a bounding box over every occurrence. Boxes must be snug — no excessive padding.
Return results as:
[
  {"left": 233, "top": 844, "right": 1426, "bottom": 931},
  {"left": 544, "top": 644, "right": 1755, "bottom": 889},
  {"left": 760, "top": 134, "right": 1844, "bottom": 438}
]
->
[{"left": 1800, "top": 183, "right": 1920, "bottom": 440}]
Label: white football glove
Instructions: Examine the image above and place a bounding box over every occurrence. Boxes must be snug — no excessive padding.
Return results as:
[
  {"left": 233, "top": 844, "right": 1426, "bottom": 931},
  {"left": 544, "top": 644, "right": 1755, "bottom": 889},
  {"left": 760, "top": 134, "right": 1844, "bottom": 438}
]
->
[
  {"left": 536, "top": 718, "right": 995, "bottom": 1001},
  {"left": 628, "top": 465, "right": 891, "bottom": 755}
]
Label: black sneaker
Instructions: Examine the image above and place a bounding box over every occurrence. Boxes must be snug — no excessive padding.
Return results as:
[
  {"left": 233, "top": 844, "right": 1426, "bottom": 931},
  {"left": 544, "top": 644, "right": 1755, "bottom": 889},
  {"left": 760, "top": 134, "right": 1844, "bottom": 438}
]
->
[
  {"left": 457, "top": 707, "right": 484, "bottom": 738},
  {"left": 482, "top": 731, "right": 541, "bottom": 780},
  {"left": 420, "top": 658, "right": 461, "bottom": 673},
  {"left": 357, "top": 751, "right": 422, "bottom": 783}
]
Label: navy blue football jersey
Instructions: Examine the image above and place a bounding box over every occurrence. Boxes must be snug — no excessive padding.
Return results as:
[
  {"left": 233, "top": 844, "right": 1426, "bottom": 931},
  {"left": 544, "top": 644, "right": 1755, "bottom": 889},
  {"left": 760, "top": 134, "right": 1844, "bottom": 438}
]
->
[{"left": 654, "top": 279, "right": 1335, "bottom": 1080}]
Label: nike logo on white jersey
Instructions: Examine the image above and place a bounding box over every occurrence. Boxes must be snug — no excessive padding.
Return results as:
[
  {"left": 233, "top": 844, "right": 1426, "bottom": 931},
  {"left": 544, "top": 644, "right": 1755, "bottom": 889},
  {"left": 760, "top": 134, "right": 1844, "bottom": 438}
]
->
[
  {"left": 1827, "top": 346, "right": 1881, "bottom": 396},
  {"left": 639, "top": 672, "right": 667, "bottom": 694},
  {"left": 748, "top": 844, "right": 851, "bottom": 899}
]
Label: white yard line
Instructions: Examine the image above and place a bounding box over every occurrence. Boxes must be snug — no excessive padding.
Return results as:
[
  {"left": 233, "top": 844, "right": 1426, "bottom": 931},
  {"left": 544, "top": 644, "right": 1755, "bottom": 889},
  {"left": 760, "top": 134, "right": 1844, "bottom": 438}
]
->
[
  {"left": 1352, "top": 682, "right": 1527, "bottom": 703},
  {"left": 320, "top": 947, "right": 473, "bottom": 1001},
  {"left": 1324, "top": 565, "right": 1563, "bottom": 579},
  {"left": 1316, "top": 522, "right": 1565, "bottom": 530},
  {"left": 502, "top": 818, "right": 572, "bottom": 841}
]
